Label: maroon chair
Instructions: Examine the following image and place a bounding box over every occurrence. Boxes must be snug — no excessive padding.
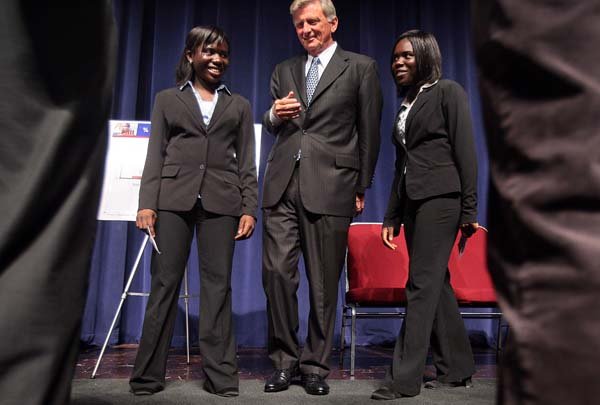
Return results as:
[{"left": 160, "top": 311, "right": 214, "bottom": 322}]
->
[
  {"left": 340, "top": 223, "right": 505, "bottom": 377},
  {"left": 448, "top": 227, "right": 495, "bottom": 303},
  {"left": 448, "top": 227, "right": 505, "bottom": 359},
  {"left": 340, "top": 222, "right": 409, "bottom": 377}
]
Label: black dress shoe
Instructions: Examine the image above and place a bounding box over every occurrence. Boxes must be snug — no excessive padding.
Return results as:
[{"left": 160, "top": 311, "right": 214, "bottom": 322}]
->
[
  {"left": 213, "top": 388, "right": 239, "bottom": 397},
  {"left": 371, "top": 385, "right": 401, "bottom": 400},
  {"left": 264, "top": 367, "right": 298, "bottom": 392},
  {"left": 203, "top": 381, "right": 240, "bottom": 397},
  {"left": 424, "top": 377, "right": 473, "bottom": 389},
  {"left": 301, "top": 373, "right": 329, "bottom": 395},
  {"left": 130, "top": 387, "right": 160, "bottom": 396}
]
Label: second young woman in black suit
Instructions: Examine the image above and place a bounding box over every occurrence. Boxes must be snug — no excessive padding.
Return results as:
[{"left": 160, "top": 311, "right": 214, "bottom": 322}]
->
[
  {"left": 372, "top": 30, "right": 479, "bottom": 400},
  {"left": 129, "top": 26, "right": 258, "bottom": 397}
]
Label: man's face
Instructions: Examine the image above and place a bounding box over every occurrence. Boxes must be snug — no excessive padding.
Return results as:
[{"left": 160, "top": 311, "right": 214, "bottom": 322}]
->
[
  {"left": 187, "top": 41, "right": 230, "bottom": 86},
  {"left": 293, "top": 1, "right": 338, "bottom": 56}
]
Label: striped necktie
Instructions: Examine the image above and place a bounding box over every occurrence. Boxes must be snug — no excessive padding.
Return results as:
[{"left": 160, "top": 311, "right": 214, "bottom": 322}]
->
[{"left": 306, "top": 57, "right": 320, "bottom": 105}]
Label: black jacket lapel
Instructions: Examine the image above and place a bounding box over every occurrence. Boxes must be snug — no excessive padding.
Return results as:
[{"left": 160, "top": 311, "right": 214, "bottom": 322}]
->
[
  {"left": 309, "top": 47, "right": 348, "bottom": 105},
  {"left": 207, "top": 90, "right": 233, "bottom": 132},
  {"left": 291, "top": 56, "right": 308, "bottom": 107},
  {"left": 176, "top": 86, "right": 207, "bottom": 134},
  {"left": 404, "top": 87, "right": 433, "bottom": 137}
]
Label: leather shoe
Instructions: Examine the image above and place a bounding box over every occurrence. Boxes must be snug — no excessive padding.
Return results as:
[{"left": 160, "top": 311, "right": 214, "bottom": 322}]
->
[
  {"left": 264, "top": 367, "right": 298, "bottom": 392},
  {"left": 301, "top": 373, "right": 329, "bottom": 395},
  {"left": 130, "top": 387, "right": 160, "bottom": 396},
  {"left": 213, "top": 388, "right": 239, "bottom": 397},
  {"left": 371, "top": 384, "right": 401, "bottom": 400},
  {"left": 203, "top": 381, "right": 239, "bottom": 397},
  {"left": 424, "top": 377, "right": 473, "bottom": 389}
]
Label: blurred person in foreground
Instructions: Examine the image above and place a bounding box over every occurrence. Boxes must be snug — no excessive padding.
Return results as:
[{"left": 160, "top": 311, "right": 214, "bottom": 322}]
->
[
  {"left": 472, "top": 1, "right": 600, "bottom": 404},
  {"left": 0, "top": 1, "right": 116, "bottom": 404}
]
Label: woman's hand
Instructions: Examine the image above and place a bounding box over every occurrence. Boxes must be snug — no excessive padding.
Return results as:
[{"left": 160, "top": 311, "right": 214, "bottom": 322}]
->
[
  {"left": 460, "top": 222, "right": 479, "bottom": 238},
  {"left": 136, "top": 209, "right": 157, "bottom": 237},
  {"left": 235, "top": 215, "right": 256, "bottom": 240},
  {"left": 381, "top": 226, "right": 397, "bottom": 250}
]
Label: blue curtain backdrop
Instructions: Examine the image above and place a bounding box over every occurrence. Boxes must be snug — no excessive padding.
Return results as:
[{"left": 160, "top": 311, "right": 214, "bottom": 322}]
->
[{"left": 82, "top": 0, "right": 492, "bottom": 349}]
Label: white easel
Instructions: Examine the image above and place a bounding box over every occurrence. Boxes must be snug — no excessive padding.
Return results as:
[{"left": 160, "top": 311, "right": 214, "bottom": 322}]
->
[{"left": 90, "top": 235, "right": 197, "bottom": 378}]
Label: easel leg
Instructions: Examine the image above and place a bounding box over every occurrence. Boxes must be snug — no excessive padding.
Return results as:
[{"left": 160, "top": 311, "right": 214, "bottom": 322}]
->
[{"left": 91, "top": 235, "right": 149, "bottom": 378}]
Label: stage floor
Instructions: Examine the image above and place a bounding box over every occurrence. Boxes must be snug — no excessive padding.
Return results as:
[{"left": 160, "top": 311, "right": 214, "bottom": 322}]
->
[{"left": 77, "top": 345, "right": 497, "bottom": 381}]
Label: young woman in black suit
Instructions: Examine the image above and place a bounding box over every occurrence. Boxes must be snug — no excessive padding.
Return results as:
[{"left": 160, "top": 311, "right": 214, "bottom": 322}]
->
[
  {"left": 372, "top": 30, "right": 479, "bottom": 400},
  {"left": 129, "top": 26, "right": 258, "bottom": 397}
]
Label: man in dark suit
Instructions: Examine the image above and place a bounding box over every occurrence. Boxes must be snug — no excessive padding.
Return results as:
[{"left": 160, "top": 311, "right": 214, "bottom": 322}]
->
[
  {"left": 472, "top": 1, "right": 600, "bottom": 404},
  {"left": 261, "top": 0, "right": 382, "bottom": 396},
  {"left": 0, "top": 1, "right": 116, "bottom": 404}
]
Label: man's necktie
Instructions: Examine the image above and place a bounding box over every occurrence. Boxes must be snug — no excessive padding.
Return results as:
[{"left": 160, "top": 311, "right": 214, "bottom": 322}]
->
[{"left": 306, "top": 57, "right": 320, "bottom": 105}]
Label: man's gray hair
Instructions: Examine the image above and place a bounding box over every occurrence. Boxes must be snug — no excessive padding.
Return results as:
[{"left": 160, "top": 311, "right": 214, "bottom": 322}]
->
[{"left": 290, "top": 0, "right": 337, "bottom": 21}]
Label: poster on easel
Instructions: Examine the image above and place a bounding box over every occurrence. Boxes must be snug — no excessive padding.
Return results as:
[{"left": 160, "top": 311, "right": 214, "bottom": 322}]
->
[
  {"left": 97, "top": 120, "right": 151, "bottom": 221},
  {"left": 97, "top": 120, "right": 262, "bottom": 221}
]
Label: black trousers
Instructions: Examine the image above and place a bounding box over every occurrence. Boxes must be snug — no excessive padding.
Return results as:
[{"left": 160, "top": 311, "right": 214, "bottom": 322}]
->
[
  {"left": 130, "top": 200, "right": 239, "bottom": 393},
  {"left": 390, "top": 193, "right": 474, "bottom": 396},
  {"left": 262, "top": 167, "right": 351, "bottom": 377},
  {"left": 0, "top": 2, "right": 115, "bottom": 405},
  {"left": 473, "top": 2, "right": 600, "bottom": 404}
]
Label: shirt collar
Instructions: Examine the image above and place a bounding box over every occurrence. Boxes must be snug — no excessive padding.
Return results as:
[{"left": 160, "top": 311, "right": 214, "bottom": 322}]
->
[
  {"left": 307, "top": 41, "right": 337, "bottom": 70},
  {"left": 420, "top": 80, "right": 438, "bottom": 90},
  {"left": 179, "top": 80, "right": 231, "bottom": 96},
  {"left": 401, "top": 80, "right": 439, "bottom": 108}
]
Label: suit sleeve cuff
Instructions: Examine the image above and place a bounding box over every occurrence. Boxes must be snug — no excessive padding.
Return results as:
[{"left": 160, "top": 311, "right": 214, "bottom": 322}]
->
[
  {"left": 382, "top": 217, "right": 402, "bottom": 237},
  {"left": 269, "top": 106, "right": 283, "bottom": 127},
  {"left": 242, "top": 208, "right": 257, "bottom": 219},
  {"left": 459, "top": 214, "right": 477, "bottom": 225}
]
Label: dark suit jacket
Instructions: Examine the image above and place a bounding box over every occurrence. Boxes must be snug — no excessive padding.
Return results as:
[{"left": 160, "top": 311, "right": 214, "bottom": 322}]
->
[
  {"left": 139, "top": 85, "right": 258, "bottom": 218},
  {"left": 262, "top": 46, "right": 382, "bottom": 217},
  {"left": 383, "top": 79, "right": 478, "bottom": 233}
]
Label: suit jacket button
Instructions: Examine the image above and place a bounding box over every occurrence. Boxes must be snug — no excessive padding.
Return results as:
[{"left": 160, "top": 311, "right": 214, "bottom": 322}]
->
[{"left": 199, "top": 164, "right": 205, "bottom": 170}]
